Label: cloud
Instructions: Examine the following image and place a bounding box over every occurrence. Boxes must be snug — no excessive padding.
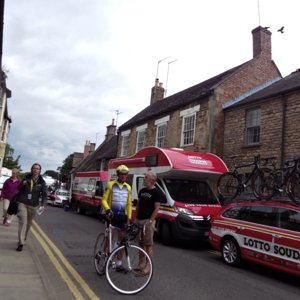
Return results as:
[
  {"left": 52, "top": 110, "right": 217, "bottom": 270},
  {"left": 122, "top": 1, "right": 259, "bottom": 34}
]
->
[{"left": 3, "top": 0, "right": 300, "bottom": 172}]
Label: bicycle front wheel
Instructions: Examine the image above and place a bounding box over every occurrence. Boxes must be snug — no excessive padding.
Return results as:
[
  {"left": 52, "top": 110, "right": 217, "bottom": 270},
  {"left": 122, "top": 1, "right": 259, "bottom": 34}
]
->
[
  {"left": 94, "top": 233, "right": 109, "bottom": 276},
  {"left": 217, "top": 172, "right": 239, "bottom": 200},
  {"left": 105, "top": 244, "right": 153, "bottom": 295},
  {"left": 287, "top": 172, "right": 300, "bottom": 205}
]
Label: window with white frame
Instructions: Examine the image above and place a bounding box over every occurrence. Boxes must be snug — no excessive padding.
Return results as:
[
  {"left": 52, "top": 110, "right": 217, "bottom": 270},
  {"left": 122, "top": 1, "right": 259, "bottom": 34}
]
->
[
  {"left": 180, "top": 105, "right": 199, "bottom": 147},
  {"left": 155, "top": 116, "right": 169, "bottom": 148},
  {"left": 246, "top": 108, "right": 261, "bottom": 145},
  {"left": 135, "top": 124, "right": 147, "bottom": 152},
  {"left": 121, "top": 134, "right": 129, "bottom": 156},
  {"left": 182, "top": 114, "right": 196, "bottom": 145},
  {"left": 156, "top": 123, "right": 167, "bottom": 147},
  {"left": 136, "top": 130, "right": 145, "bottom": 151}
]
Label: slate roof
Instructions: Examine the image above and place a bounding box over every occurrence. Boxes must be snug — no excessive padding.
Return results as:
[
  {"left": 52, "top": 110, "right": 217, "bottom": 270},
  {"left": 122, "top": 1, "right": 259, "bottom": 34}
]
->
[
  {"left": 73, "top": 136, "right": 118, "bottom": 172},
  {"left": 225, "top": 69, "right": 300, "bottom": 110},
  {"left": 119, "top": 61, "right": 249, "bottom": 131}
]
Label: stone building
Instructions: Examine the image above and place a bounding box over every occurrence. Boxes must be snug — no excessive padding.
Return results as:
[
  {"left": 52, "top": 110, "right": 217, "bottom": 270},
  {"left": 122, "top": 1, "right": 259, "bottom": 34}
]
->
[
  {"left": 117, "top": 26, "right": 281, "bottom": 158},
  {"left": 0, "top": 71, "right": 11, "bottom": 169},
  {"left": 223, "top": 69, "right": 300, "bottom": 168},
  {"left": 72, "top": 120, "right": 117, "bottom": 172}
]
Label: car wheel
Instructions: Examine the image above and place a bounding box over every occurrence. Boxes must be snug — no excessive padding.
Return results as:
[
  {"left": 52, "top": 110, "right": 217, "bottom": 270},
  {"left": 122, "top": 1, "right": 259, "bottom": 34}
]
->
[
  {"left": 76, "top": 203, "right": 85, "bottom": 215},
  {"left": 76, "top": 203, "right": 81, "bottom": 214},
  {"left": 221, "top": 238, "right": 241, "bottom": 266},
  {"left": 160, "top": 222, "right": 173, "bottom": 246}
]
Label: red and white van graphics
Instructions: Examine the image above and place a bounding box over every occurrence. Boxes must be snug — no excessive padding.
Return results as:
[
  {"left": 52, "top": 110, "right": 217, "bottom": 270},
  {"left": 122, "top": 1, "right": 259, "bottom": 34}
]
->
[
  {"left": 71, "top": 171, "right": 108, "bottom": 216},
  {"left": 109, "top": 147, "right": 228, "bottom": 245},
  {"left": 209, "top": 201, "right": 300, "bottom": 277}
]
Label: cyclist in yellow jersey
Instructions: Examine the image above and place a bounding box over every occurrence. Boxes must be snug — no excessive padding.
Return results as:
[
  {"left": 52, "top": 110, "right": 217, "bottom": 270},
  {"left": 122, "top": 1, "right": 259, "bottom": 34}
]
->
[
  {"left": 102, "top": 165, "right": 132, "bottom": 269},
  {"left": 102, "top": 164, "right": 132, "bottom": 228}
]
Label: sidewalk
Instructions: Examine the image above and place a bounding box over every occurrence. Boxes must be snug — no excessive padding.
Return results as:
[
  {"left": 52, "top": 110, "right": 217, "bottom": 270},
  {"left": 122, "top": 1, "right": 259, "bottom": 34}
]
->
[{"left": 0, "top": 218, "right": 73, "bottom": 300}]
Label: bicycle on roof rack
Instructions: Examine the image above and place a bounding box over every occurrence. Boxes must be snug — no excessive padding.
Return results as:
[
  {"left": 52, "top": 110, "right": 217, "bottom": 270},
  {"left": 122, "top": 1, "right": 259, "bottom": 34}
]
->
[
  {"left": 217, "top": 155, "right": 276, "bottom": 201},
  {"left": 93, "top": 219, "right": 153, "bottom": 295},
  {"left": 264, "top": 157, "right": 300, "bottom": 205}
]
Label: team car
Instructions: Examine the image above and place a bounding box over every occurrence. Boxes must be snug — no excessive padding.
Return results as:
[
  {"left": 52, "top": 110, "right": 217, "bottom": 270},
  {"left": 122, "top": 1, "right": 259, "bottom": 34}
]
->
[
  {"left": 47, "top": 188, "right": 70, "bottom": 207},
  {"left": 209, "top": 200, "right": 300, "bottom": 277}
]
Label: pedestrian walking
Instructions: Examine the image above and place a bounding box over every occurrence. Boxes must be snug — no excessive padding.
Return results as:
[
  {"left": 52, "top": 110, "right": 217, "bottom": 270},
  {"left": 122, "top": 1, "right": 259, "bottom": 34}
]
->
[
  {"left": 135, "top": 170, "right": 163, "bottom": 275},
  {"left": 15, "top": 163, "right": 47, "bottom": 252},
  {"left": 1, "top": 168, "right": 21, "bottom": 226}
]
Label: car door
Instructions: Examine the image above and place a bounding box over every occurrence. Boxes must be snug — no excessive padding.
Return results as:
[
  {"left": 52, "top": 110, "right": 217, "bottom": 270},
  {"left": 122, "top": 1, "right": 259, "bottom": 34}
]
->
[
  {"left": 236, "top": 205, "right": 276, "bottom": 262},
  {"left": 274, "top": 207, "right": 300, "bottom": 274}
]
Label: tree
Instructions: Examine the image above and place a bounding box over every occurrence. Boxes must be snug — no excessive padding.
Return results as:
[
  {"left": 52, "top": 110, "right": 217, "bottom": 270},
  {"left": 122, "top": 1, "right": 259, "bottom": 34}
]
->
[
  {"left": 3, "top": 144, "right": 22, "bottom": 170},
  {"left": 44, "top": 170, "right": 59, "bottom": 179},
  {"left": 57, "top": 155, "right": 73, "bottom": 183}
]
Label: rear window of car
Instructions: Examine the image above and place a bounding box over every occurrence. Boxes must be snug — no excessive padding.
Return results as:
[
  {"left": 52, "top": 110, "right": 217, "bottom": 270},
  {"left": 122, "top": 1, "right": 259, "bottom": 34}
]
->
[{"left": 278, "top": 208, "right": 300, "bottom": 232}]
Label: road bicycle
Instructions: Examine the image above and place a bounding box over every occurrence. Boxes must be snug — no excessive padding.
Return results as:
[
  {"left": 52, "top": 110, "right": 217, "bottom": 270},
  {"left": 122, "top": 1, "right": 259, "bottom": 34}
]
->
[
  {"left": 93, "top": 220, "right": 113, "bottom": 276},
  {"left": 265, "top": 157, "right": 300, "bottom": 205},
  {"left": 287, "top": 158, "right": 300, "bottom": 205},
  {"left": 217, "top": 155, "right": 275, "bottom": 201},
  {"left": 93, "top": 220, "right": 153, "bottom": 294}
]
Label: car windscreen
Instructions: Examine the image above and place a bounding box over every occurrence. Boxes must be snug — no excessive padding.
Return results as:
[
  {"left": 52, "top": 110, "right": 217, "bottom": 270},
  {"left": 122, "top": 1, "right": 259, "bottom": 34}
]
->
[
  {"left": 163, "top": 178, "right": 219, "bottom": 204},
  {"left": 56, "top": 191, "right": 69, "bottom": 196}
]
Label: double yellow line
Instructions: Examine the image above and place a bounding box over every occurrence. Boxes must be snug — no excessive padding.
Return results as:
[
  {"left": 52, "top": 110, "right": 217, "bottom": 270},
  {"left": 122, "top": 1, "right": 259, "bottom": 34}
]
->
[{"left": 32, "top": 221, "right": 100, "bottom": 300}]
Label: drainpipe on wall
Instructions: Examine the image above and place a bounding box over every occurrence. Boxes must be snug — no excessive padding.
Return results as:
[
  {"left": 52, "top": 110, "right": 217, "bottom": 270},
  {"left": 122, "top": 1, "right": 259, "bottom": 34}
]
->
[
  {"left": 280, "top": 95, "right": 287, "bottom": 168},
  {"left": 208, "top": 91, "right": 216, "bottom": 153}
]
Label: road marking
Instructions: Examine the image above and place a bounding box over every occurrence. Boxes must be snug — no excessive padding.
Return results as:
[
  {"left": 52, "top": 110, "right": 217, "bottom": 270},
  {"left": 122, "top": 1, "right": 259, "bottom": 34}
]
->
[
  {"left": 31, "top": 227, "right": 85, "bottom": 300},
  {"left": 32, "top": 221, "right": 100, "bottom": 300}
]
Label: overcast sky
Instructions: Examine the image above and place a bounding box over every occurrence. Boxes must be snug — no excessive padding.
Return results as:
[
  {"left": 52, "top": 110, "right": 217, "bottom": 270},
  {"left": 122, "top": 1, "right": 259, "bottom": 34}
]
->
[{"left": 3, "top": 0, "right": 300, "bottom": 173}]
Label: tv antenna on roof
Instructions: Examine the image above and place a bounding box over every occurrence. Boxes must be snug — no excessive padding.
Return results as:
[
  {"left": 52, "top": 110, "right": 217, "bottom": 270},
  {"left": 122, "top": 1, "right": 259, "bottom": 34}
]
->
[
  {"left": 165, "top": 59, "right": 178, "bottom": 97},
  {"left": 257, "top": 0, "right": 261, "bottom": 26},
  {"left": 156, "top": 56, "right": 170, "bottom": 79},
  {"left": 115, "top": 109, "right": 122, "bottom": 128}
]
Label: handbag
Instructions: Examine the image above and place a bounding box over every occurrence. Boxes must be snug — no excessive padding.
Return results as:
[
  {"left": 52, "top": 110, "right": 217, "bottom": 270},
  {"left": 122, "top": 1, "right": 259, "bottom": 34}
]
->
[{"left": 7, "top": 198, "right": 19, "bottom": 215}]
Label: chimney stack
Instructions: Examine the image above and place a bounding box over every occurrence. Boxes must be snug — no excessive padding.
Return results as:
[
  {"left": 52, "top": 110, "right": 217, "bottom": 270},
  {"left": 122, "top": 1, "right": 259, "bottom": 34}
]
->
[
  {"left": 83, "top": 140, "right": 95, "bottom": 159},
  {"left": 150, "top": 78, "right": 165, "bottom": 105},
  {"left": 252, "top": 26, "right": 272, "bottom": 60},
  {"left": 105, "top": 119, "right": 117, "bottom": 141}
]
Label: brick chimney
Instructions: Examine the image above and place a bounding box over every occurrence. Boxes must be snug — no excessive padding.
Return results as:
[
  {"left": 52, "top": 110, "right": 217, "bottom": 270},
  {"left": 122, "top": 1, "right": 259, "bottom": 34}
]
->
[
  {"left": 83, "top": 140, "right": 95, "bottom": 159},
  {"left": 105, "top": 119, "right": 117, "bottom": 141},
  {"left": 150, "top": 78, "right": 165, "bottom": 105},
  {"left": 252, "top": 26, "right": 272, "bottom": 60}
]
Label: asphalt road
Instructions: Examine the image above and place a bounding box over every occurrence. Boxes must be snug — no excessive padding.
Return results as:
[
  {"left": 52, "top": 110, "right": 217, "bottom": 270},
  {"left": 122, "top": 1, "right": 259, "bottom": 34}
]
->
[{"left": 35, "top": 206, "right": 300, "bottom": 300}]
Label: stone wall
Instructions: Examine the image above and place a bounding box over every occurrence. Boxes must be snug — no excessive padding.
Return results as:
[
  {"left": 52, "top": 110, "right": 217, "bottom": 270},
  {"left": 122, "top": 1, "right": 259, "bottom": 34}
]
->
[{"left": 223, "top": 91, "right": 300, "bottom": 170}]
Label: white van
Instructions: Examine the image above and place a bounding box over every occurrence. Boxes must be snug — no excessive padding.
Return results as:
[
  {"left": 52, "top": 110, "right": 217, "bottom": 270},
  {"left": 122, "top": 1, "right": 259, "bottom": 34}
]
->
[{"left": 108, "top": 147, "right": 228, "bottom": 245}]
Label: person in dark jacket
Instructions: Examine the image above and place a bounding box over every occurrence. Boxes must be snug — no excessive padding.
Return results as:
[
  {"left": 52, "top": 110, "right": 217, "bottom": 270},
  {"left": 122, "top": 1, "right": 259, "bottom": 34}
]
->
[{"left": 16, "top": 163, "right": 47, "bottom": 251}]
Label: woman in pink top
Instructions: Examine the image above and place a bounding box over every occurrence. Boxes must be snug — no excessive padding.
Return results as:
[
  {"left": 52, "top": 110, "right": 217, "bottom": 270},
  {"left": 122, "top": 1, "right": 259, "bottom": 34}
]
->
[{"left": 1, "top": 168, "right": 21, "bottom": 225}]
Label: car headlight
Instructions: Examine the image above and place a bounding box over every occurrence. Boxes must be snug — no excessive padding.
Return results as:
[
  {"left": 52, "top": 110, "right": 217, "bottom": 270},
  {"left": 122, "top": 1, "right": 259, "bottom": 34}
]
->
[{"left": 174, "top": 206, "right": 193, "bottom": 215}]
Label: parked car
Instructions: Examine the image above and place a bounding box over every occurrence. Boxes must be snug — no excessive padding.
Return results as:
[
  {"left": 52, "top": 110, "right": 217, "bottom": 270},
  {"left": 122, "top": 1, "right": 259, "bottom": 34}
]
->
[
  {"left": 209, "top": 200, "right": 300, "bottom": 277},
  {"left": 47, "top": 189, "right": 70, "bottom": 207}
]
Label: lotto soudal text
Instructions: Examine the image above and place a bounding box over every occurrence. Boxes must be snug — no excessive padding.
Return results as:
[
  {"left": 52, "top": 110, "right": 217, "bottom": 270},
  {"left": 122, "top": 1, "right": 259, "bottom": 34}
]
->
[{"left": 244, "top": 237, "right": 300, "bottom": 261}]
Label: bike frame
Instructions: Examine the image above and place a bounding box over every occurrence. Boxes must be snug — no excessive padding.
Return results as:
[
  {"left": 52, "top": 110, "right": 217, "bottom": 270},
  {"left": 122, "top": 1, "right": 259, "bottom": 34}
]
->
[
  {"left": 105, "top": 221, "right": 124, "bottom": 254},
  {"left": 231, "top": 157, "right": 260, "bottom": 187}
]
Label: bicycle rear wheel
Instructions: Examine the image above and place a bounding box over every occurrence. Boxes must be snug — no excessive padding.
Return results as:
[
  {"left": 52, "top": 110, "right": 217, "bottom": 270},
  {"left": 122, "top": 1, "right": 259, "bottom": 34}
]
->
[
  {"left": 287, "top": 172, "right": 300, "bottom": 205},
  {"left": 217, "top": 172, "right": 239, "bottom": 200},
  {"left": 252, "top": 169, "right": 276, "bottom": 200},
  {"left": 94, "top": 233, "right": 109, "bottom": 275},
  {"left": 106, "top": 244, "right": 153, "bottom": 295}
]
